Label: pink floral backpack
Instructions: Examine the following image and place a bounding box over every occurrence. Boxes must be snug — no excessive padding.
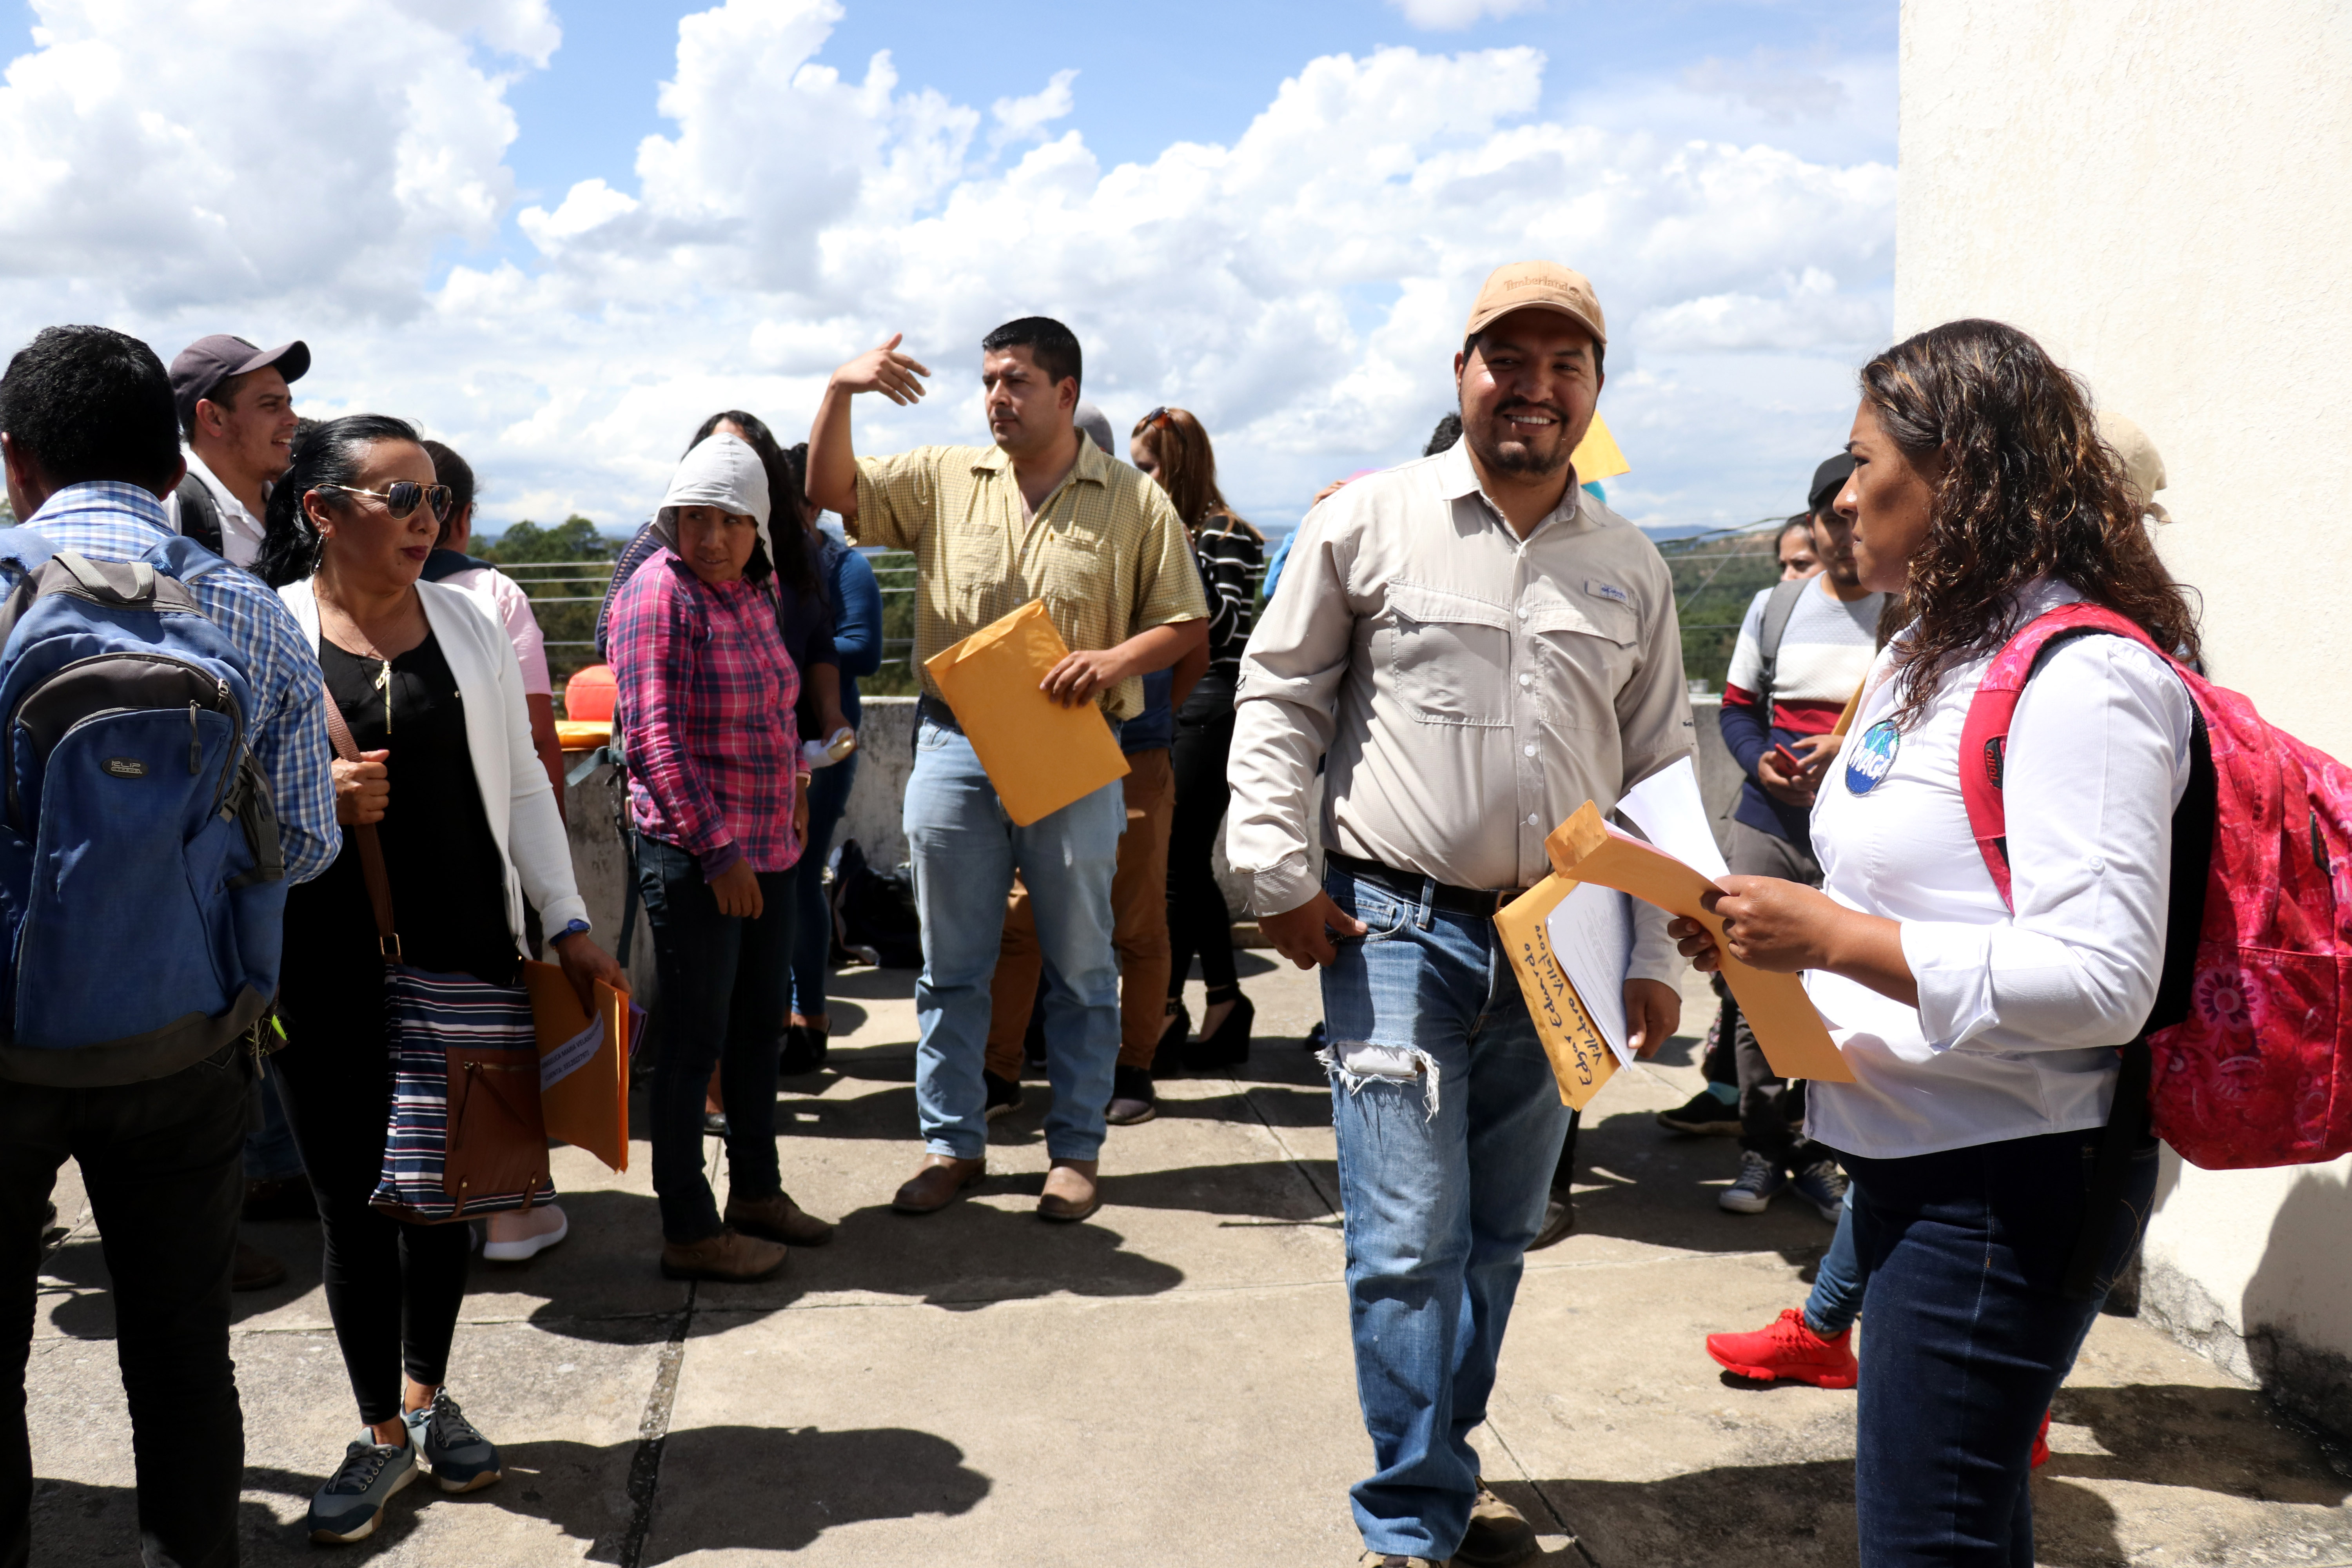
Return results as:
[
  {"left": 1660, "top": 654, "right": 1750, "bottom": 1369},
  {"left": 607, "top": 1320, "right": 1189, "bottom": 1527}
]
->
[{"left": 1959, "top": 601, "right": 2352, "bottom": 1173}]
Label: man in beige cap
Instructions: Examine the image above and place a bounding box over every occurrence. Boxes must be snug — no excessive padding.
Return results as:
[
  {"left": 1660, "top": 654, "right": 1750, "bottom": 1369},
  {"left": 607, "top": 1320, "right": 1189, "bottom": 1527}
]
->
[{"left": 1228, "top": 261, "right": 1693, "bottom": 1568}]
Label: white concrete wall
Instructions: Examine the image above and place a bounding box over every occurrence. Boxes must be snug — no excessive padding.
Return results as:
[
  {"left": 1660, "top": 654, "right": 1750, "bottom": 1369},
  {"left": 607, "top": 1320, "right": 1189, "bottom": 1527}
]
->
[{"left": 1896, "top": 0, "right": 2352, "bottom": 1432}]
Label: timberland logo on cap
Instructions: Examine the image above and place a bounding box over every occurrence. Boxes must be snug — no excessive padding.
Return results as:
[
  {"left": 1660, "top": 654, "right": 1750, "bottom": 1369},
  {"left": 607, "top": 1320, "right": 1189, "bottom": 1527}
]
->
[{"left": 103, "top": 757, "right": 147, "bottom": 779}]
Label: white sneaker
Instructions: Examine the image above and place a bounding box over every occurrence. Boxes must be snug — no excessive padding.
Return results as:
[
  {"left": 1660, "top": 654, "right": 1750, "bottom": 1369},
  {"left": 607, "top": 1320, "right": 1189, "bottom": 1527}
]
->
[{"left": 483, "top": 1203, "right": 569, "bottom": 1262}]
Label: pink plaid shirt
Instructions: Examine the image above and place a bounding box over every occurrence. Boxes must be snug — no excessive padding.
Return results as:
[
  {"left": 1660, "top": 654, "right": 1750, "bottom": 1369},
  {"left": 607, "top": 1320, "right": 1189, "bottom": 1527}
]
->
[{"left": 610, "top": 550, "right": 803, "bottom": 878}]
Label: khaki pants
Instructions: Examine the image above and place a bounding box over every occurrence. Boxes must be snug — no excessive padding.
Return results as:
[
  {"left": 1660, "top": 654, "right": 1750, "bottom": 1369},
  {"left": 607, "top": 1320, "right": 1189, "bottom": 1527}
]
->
[{"left": 985, "top": 748, "right": 1176, "bottom": 1078}]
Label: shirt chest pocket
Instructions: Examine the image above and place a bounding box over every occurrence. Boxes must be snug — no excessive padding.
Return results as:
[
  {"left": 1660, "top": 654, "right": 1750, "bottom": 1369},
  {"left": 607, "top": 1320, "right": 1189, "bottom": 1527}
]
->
[
  {"left": 1388, "top": 582, "right": 1514, "bottom": 728},
  {"left": 1525, "top": 597, "right": 1638, "bottom": 730}
]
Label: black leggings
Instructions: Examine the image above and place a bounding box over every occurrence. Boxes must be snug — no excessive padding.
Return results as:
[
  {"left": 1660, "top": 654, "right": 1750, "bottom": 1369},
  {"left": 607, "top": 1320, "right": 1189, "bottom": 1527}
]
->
[
  {"left": 1166, "top": 690, "right": 1240, "bottom": 1003},
  {"left": 273, "top": 962, "right": 472, "bottom": 1426}
]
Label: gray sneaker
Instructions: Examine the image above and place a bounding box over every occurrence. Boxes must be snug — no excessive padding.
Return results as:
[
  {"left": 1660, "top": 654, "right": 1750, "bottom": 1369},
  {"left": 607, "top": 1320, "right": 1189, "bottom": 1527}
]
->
[
  {"left": 1789, "top": 1158, "right": 1849, "bottom": 1223},
  {"left": 306, "top": 1434, "right": 417, "bottom": 1544},
  {"left": 1719, "top": 1149, "right": 1790, "bottom": 1214},
  {"left": 402, "top": 1388, "right": 503, "bottom": 1494}
]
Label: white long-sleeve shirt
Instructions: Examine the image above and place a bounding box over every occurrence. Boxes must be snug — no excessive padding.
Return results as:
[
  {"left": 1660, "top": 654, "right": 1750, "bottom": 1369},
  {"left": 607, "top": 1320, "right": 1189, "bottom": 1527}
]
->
[{"left": 1804, "top": 579, "right": 2196, "bottom": 1160}]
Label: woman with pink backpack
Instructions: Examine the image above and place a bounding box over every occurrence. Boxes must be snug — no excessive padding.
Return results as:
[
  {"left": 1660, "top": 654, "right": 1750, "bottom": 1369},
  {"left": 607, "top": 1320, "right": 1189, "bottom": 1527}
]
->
[{"left": 1671, "top": 319, "right": 2200, "bottom": 1566}]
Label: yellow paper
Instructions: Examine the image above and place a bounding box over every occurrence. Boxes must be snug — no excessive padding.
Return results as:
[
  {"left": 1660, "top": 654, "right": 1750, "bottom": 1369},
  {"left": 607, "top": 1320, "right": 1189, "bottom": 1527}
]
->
[
  {"left": 524, "top": 963, "right": 632, "bottom": 1173},
  {"left": 1544, "top": 803, "right": 1854, "bottom": 1083},
  {"left": 1571, "top": 413, "right": 1630, "bottom": 483},
  {"left": 924, "top": 599, "right": 1130, "bottom": 827},
  {"left": 1495, "top": 875, "right": 1620, "bottom": 1111},
  {"left": 556, "top": 719, "right": 611, "bottom": 751}
]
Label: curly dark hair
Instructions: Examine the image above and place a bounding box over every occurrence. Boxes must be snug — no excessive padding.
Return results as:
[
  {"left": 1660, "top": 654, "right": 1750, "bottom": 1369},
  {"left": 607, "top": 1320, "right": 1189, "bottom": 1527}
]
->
[{"left": 1862, "top": 319, "right": 2199, "bottom": 729}]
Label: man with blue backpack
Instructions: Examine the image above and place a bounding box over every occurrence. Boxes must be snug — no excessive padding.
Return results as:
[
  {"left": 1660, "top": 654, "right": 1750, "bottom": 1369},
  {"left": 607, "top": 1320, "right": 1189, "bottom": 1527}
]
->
[{"left": 0, "top": 325, "right": 340, "bottom": 1568}]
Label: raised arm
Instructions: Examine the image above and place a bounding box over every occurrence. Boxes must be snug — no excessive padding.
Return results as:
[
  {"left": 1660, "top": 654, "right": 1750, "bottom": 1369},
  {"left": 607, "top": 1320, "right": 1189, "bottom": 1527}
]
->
[{"left": 807, "top": 334, "right": 932, "bottom": 524}]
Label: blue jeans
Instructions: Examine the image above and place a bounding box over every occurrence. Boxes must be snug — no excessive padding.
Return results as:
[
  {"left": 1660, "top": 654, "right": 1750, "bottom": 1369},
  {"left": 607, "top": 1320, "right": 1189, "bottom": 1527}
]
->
[
  {"left": 1803, "top": 1183, "right": 1867, "bottom": 1337},
  {"left": 903, "top": 718, "right": 1124, "bottom": 1162},
  {"left": 637, "top": 836, "right": 796, "bottom": 1242},
  {"left": 789, "top": 751, "right": 857, "bottom": 1020},
  {"left": 1321, "top": 864, "right": 1570, "bottom": 1562},
  {"left": 1841, "top": 1128, "right": 2158, "bottom": 1566}
]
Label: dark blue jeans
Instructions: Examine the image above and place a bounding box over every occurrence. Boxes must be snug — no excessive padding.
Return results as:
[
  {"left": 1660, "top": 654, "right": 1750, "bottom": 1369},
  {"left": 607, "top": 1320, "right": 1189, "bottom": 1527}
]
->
[
  {"left": 1803, "top": 1183, "right": 1867, "bottom": 1337},
  {"left": 639, "top": 837, "right": 796, "bottom": 1243},
  {"left": 1841, "top": 1128, "right": 2159, "bottom": 1566},
  {"left": 789, "top": 751, "right": 857, "bottom": 1021}
]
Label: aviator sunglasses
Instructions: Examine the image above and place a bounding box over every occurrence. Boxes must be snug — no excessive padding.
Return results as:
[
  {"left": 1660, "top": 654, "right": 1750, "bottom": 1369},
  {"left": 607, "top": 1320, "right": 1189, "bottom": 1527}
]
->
[{"left": 314, "top": 481, "right": 456, "bottom": 524}]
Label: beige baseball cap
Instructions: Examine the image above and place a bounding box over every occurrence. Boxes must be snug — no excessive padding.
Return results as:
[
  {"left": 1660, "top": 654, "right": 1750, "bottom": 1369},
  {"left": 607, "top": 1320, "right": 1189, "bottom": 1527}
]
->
[
  {"left": 2098, "top": 410, "right": 2170, "bottom": 523},
  {"left": 1463, "top": 261, "right": 1607, "bottom": 346}
]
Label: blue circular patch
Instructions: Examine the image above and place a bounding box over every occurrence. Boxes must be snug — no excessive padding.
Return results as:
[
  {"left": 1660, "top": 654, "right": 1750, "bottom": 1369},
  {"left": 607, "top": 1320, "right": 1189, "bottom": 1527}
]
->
[{"left": 1845, "top": 720, "right": 1901, "bottom": 796}]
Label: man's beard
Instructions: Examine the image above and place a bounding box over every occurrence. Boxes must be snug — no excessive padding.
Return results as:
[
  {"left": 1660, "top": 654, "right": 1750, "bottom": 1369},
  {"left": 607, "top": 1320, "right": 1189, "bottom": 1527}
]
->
[{"left": 1466, "top": 403, "right": 1574, "bottom": 478}]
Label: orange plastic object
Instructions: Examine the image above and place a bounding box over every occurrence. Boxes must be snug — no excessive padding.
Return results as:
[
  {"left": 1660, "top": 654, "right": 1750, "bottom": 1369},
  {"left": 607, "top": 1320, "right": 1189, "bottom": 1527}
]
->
[{"left": 564, "top": 663, "right": 616, "bottom": 722}]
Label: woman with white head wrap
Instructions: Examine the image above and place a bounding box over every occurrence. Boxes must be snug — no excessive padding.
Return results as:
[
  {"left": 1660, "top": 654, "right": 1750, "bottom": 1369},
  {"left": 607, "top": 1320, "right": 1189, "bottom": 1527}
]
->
[{"left": 608, "top": 431, "right": 836, "bottom": 1282}]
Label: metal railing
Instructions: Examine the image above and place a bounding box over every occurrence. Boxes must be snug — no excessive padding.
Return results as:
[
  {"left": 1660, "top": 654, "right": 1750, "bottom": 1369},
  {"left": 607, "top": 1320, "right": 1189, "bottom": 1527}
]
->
[{"left": 505, "top": 519, "right": 1790, "bottom": 698}]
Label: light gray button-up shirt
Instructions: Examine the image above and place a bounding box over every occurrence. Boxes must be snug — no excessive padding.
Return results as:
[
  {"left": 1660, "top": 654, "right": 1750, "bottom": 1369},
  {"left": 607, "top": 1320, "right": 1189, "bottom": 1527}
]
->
[{"left": 1227, "top": 440, "right": 1695, "bottom": 983}]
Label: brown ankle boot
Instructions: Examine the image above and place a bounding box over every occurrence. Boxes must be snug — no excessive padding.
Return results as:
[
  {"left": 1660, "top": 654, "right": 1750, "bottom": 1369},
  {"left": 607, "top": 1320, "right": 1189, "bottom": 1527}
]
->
[
  {"left": 1037, "top": 1158, "right": 1101, "bottom": 1222},
  {"left": 660, "top": 1227, "right": 787, "bottom": 1282},
  {"left": 891, "top": 1155, "right": 986, "bottom": 1214},
  {"left": 724, "top": 1191, "right": 835, "bottom": 1246}
]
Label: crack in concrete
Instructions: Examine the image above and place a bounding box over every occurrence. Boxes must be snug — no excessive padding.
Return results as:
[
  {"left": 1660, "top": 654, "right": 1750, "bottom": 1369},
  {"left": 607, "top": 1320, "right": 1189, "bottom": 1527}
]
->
[{"left": 617, "top": 1281, "right": 695, "bottom": 1568}]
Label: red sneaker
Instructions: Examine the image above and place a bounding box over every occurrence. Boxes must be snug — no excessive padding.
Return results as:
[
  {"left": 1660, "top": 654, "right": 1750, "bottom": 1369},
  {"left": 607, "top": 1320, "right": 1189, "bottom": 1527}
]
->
[
  {"left": 2029, "top": 1407, "right": 2052, "bottom": 1469},
  {"left": 1705, "top": 1307, "right": 1860, "bottom": 1388}
]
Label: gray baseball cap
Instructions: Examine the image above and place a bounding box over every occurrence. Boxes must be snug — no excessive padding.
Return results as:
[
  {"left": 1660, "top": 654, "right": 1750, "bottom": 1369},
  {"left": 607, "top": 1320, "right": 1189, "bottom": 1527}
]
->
[{"left": 169, "top": 334, "right": 310, "bottom": 432}]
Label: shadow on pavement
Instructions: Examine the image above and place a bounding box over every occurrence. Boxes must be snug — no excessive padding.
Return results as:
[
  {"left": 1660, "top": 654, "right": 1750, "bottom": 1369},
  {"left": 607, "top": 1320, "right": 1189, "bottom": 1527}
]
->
[{"left": 28, "top": 1426, "right": 987, "bottom": 1566}]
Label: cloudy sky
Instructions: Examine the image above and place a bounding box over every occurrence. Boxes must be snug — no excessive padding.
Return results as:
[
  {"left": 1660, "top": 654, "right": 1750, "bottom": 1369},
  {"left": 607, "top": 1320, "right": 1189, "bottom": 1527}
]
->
[{"left": 0, "top": 0, "right": 1895, "bottom": 537}]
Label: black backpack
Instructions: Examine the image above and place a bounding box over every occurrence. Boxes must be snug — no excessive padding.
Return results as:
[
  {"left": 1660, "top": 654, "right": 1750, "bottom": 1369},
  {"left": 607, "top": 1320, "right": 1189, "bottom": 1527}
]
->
[
  {"left": 829, "top": 838, "right": 923, "bottom": 969},
  {"left": 171, "top": 475, "right": 226, "bottom": 557}
]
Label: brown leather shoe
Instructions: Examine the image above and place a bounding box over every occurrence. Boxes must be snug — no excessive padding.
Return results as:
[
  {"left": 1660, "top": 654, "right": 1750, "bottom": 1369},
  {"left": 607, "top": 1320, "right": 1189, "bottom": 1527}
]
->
[
  {"left": 1455, "top": 1477, "right": 1538, "bottom": 1566},
  {"left": 1037, "top": 1158, "right": 1101, "bottom": 1223},
  {"left": 232, "top": 1238, "right": 286, "bottom": 1292},
  {"left": 891, "top": 1155, "right": 986, "bottom": 1214},
  {"left": 659, "top": 1227, "right": 787, "bottom": 1282},
  {"left": 724, "top": 1190, "right": 835, "bottom": 1246}
]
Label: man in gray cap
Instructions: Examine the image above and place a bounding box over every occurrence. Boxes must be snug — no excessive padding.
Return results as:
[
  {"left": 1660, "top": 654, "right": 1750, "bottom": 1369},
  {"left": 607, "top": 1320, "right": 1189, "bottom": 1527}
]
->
[{"left": 165, "top": 334, "right": 309, "bottom": 568}]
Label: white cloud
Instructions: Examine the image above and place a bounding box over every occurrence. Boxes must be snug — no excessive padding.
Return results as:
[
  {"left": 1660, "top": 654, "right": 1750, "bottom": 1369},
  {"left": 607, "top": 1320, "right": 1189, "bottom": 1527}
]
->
[
  {"left": 1389, "top": 0, "right": 1543, "bottom": 31},
  {"left": 990, "top": 69, "right": 1077, "bottom": 153},
  {"left": 0, "top": 0, "right": 1895, "bottom": 534},
  {"left": 1682, "top": 47, "right": 1852, "bottom": 124}
]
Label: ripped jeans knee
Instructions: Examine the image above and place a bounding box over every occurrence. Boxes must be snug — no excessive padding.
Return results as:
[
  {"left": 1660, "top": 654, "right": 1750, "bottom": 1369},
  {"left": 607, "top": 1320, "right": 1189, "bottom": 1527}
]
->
[{"left": 1321, "top": 1039, "right": 1442, "bottom": 1119}]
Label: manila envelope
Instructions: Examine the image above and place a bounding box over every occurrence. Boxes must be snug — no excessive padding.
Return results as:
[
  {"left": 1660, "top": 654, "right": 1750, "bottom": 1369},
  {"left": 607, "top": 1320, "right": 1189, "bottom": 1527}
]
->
[
  {"left": 1494, "top": 874, "right": 1621, "bottom": 1111},
  {"left": 1544, "top": 803, "right": 1853, "bottom": 1082},
  {"left": 523, "top": 962, "right": 633, "bottom": 1173},
  {"left": 924, "top": 599, "right": 1129, "bottom": 827}
]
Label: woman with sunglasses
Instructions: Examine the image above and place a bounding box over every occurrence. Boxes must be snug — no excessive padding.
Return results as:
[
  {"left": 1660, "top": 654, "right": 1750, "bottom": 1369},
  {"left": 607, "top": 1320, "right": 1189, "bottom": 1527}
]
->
[
  {"left": 258, "top": 416, "right": 626, "bottom": 1544},
  {"left": 1130, "top": 406, "right": 1263, "bottom": 1071},
  {"left": 1673, "top": 320, "right": 2192, "bottom": 1565}
]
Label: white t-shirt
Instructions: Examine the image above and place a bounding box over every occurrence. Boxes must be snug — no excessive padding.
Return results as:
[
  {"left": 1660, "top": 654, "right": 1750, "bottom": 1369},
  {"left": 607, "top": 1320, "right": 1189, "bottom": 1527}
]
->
[
  {"left": 1803, "top": 579, "right": 2196, "bottom": 1160},
  {"left": 441, "top": 565, "right": 552, "bottom": 697},
  {"left": 162, "top": 452, "right": 266, "bottom": 568}
]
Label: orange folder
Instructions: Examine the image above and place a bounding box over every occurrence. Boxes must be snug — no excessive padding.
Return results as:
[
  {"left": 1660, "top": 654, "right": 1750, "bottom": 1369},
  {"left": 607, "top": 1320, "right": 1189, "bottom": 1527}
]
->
[
  {"left": 923, "top": 599, "right": 1130, "bottom": 827},
  {"left": 1544, "top": 803, "right": 1853, "bottom": 1083},
  {"left": 1494, "top": 874, "right": 1621, "bottom": 1111},
  {"left": 522, "top": 962, "right": 632, "bottom": 1173}
]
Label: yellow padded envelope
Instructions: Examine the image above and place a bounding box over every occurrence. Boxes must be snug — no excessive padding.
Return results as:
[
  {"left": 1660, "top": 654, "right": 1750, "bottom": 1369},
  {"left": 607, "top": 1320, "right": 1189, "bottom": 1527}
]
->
[{"left": 924, "top": 599, "right": 1129, "bottom": 827}]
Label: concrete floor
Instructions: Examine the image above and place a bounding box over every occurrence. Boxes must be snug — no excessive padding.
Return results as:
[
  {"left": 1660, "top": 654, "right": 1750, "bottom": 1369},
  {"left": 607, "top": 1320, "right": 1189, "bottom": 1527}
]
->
[{"left": 23, "top": 959, "right": 2352, "bottom": 1566}]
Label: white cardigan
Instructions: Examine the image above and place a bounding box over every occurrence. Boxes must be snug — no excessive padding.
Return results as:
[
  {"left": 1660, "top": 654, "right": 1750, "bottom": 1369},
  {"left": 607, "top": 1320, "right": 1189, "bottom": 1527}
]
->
[{"left": 279, "top": 577, "right": 590, "bottom": 945}]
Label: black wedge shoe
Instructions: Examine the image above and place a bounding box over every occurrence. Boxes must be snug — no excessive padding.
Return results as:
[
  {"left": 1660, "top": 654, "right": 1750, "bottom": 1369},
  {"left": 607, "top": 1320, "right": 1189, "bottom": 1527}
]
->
[{"left": 1184, "top": 992, "right": 1254, "bottom": 1071}]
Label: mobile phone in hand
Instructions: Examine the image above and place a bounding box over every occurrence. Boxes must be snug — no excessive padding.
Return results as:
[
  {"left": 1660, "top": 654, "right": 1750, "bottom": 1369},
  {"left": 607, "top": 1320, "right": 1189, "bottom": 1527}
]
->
[{"left": 1769, "top": 742, "right": 1806, "bottom": 777}]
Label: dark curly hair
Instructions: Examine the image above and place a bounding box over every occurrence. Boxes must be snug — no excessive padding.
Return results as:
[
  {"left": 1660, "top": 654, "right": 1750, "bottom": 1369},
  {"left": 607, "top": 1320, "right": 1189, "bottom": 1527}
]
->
[{"left": 1862, "top": 319, "right": 2199, "bottom": 730}]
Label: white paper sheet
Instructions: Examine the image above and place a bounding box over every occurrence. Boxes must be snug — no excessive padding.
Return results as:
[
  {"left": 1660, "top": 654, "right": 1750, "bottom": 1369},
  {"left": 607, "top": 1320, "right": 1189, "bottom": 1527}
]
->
[
  {"left": 1543, "top": 881, "right": 1636, "bottom": 1067},
  {"left": 1616, "top": 757, "right": 1731, "bottom": 883}
]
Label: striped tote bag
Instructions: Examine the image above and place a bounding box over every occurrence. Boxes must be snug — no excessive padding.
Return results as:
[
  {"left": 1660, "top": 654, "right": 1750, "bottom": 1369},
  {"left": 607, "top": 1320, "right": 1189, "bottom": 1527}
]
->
[{"left": 322, "top": 702, "right": 554, "bottom": 1223}]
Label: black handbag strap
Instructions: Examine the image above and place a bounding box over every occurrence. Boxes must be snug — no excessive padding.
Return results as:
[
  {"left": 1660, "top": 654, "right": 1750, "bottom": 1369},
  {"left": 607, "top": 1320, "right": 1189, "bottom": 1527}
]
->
[{"left": 320, "top": 696, "right": 401, "bottom": 962}]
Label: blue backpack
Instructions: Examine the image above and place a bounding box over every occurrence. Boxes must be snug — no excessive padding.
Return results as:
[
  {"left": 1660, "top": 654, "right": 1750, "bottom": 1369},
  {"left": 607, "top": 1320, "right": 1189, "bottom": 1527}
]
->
[{"left": 0, "top": 528, "right": 286, "bottom": 1085}]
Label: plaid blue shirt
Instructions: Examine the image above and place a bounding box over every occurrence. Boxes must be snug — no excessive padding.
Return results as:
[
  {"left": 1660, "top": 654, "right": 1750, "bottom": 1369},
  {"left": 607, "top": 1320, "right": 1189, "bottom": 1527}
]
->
[{"left": 12, "top": 482, "right": 340, "bottom": 882}]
